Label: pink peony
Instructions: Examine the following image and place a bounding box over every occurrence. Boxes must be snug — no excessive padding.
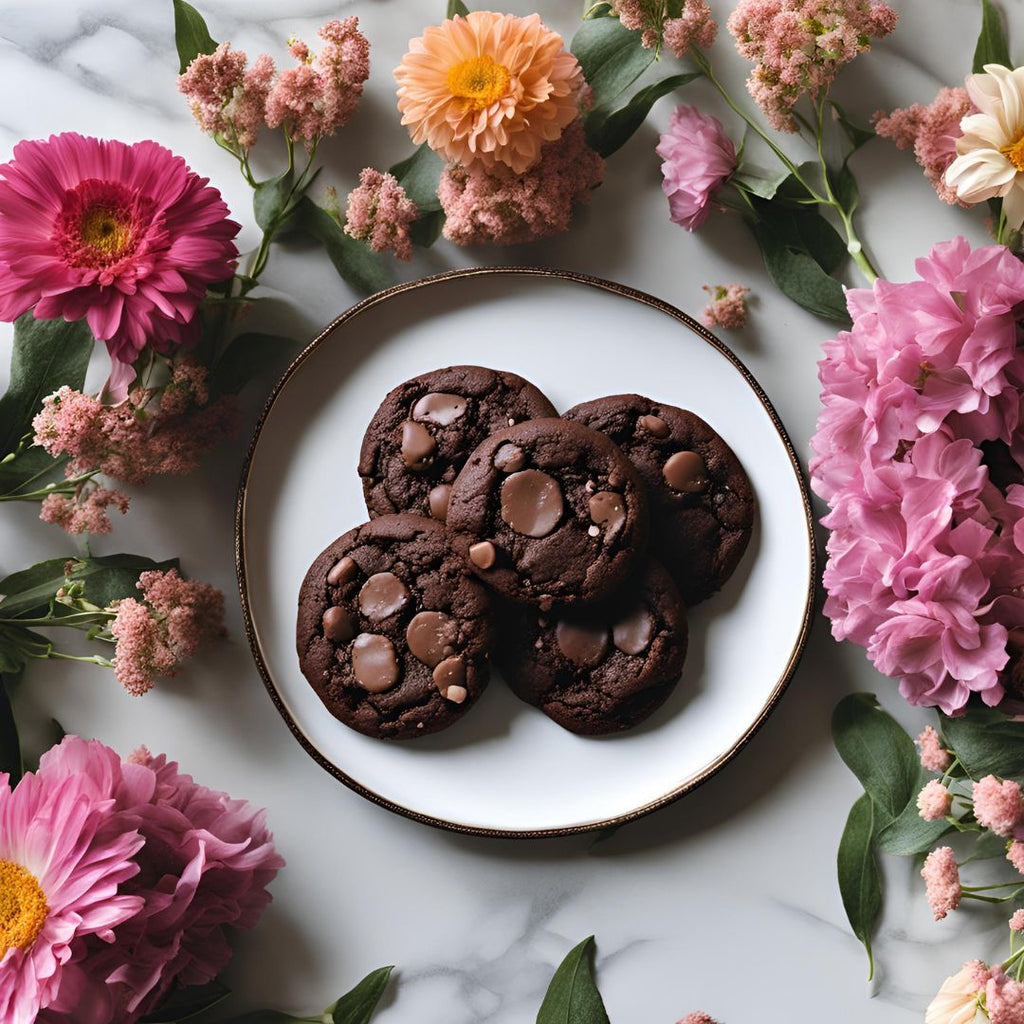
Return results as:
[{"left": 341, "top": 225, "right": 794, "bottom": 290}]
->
[
  {"left": 0, "top": 133, "right": 239, "bottom": 386},
  {"left": 0, "top": 749, "right": 144, "bottom": 1022},
  {"left": 987, "top": 967, "right": 1024, "bottom": 1024},
  {"left": 918, "top": 725, "right": 952, "bottom": 772},
  {"left": 874, "top": 87, "right": 974, "bottom": 206},
  {"left": 657, "top": 106, "right": 736, "bottom": 231},
  {"left": 701, "top": 284, "right": 750, "bottom": 329},
  {"left": 922, "top": 846, "right": 962, "bottom": 921},
  {"left": 973, "top": 776, "right": 1024, "bottom": 837},
  {"left": 438, "top": 120, "right": 604, "bottom": 246},
  {"left": 344, "top": 168, "right": 418, "bottom": 261},
  {"left": 727, "top": 0, "right": 897, "bottom": 132},
  {"left": 918, "top": 779, "right": 953, "bottom": 821}
]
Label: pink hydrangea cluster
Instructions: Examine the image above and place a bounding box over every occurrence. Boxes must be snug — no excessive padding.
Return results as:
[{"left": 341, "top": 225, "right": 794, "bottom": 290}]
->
[
  {"left": 1, "top": 735, "right": 283, "bottom": 1023},
  {"left": 264, "top": 19, "right": 370, "bottom": 145},
  {"left": 917, "top": 778, "right": 952, "bottom": 822},
  {"left": 810, "top": 237, "right": 1024, "bottom": 715},
  {"left": 33, "top": 372, "right": 238, "bottom": 491},
  {"left": 974, "top": 776, "right": 1024, "bottom": 837},
  {"left": 177, "top": 42, "right": 275, "bottom": 150},
  {"left": 701, "top": 283, "right": 750, "bottom": 329},
  {"left": 727, "top": 0, "right": 897, "bottom": 132},
  {"left": 874, "top": 87, "right": 974, "bottom": 206},
  {"left": 1011, "top": 910, "right": 1024, "bottom": 932},
  {"left": 612, "top": 0, "right": 717, "bottom": 56},
  {"left": 39, "top": 486, "right": 129, "bottom": 535},
  {"left": 344, "top": 168, "right": 418, "bottom": 261},
  {"left": 917, "top": 725, "right": 952, "bottom": 772},
  {"left": 438, "top": 121, "right": 605, "bottom": 246},
  {"left": 922, "top": 846, "right": 962, "bottom": 921},
  {"left": 677, "top": 1014, "right": 722, "bottom": 1024},
  {"left": 1010, "top": 842, "right": 1024, "bottom": 875},
  {"left": 109, "top": 569, "right": 225, "bottom": 696},
  {"left": 987, "top": 967, "right": 1024, "bottom": 1024}
]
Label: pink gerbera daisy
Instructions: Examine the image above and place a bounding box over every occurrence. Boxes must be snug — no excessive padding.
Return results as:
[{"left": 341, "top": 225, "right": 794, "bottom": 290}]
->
[
  {"left": 0, "top": 760, "right": 144, "bottom": 1022},
  {"left": 0, "top": 133, "right": 239, "bottom": 392}
]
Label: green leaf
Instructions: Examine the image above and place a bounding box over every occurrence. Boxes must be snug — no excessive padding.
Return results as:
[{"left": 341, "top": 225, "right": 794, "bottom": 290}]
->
[
  {"left": 0, "top": 629, "right": 30, "bottom": 674},
  {"left": 536, "top": 936, "right": 610, "bottom": 1024},
  {"left": 253, "top": 170, "right": 296, "bottom": 233},
  {"left": 295, "top": 197, "right": 393, "bottom": 296},
  {"left": 732, "top": 163, "right": 793, "bottom": 201},
  {"left": 172, "top": 0, "right": 218, "bottom": 75},
  {"left": 141, "top": 979, "right": 231, "bottom": 1022},
  {"left": 210, "top": 332, "right": 296, "bottom": 397},
  {"left": 585, "top": 3, "right": 614, "bottom": 18},
  {"left": 833, "top": 163, "right": 859, "bottom": 215},
  {"left": 964, "top": 828, "right": 1010, "bottom": 863},
  {"left": 876, "top": 769, "right": 952, "bottom": 856},
  {"left": 973, "top": 0, "right": 1011, "bottom": 74},
  {"left": 0, "top": 447, "right": 67, "bottom": 499},
  {"left": 831, "top": 694, "right": 921, "bottom": 826},
  {"left": 828, "top": 100, "right": 874, "bottom": 153},
  {"left": 941, "top": 708, "right": 1024, "bottom": 779},
  {"left": 388, "top": 143, "right": 444, "bottom": 213},
  {"left": 0, "top": 672, "right": 22, "bottom": 783},
  {"left": 331, "top": 966, "right": 394, "bottom": 1024},
  {"left": 586, "top": 72, "right": 700, "bottom": 157},
  {"left": 571, "top": 16, "right": 655, "bottom": 112},
  {"left": 446, "top": 0, "right": 470, "bottom": 16},
  {"left": 409, "top": 209, "right": 446, "bottom": 248},
  {"left": 0, "top": 314, "right": 94, "bottom": 459},
  {"left": 0, "top": 554, "right": 178, "bottom": 620},
  {"left": 753, "top": 201, "right": 847, "bottom": 273},
  {"left": 837, "top": 794, "right": 881, "bottom": 978}
]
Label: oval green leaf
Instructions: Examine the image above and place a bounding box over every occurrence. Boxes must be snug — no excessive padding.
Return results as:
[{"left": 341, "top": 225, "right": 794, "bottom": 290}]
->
[
  {"left": 536, "top": 936, "right": 610, "bottom": 1024},
  {"left": 837, "top": 793, "right": 881, "bottom": 979}
]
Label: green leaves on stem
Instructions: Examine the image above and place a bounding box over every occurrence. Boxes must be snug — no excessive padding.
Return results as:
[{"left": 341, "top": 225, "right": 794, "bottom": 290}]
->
[
  {"left": 172, "top": 0, "right": 217, "bottom": 75},
  {"left": 973, "top": 0, "right": 1011, "bottom": 74},
  {"left": 328, "top": 965, "right": 394, "bottom": 1024},
  {"left": 837, "top": 794, "right": 881, "bottom": 979},
  {"left": 387, "top": 143, "right": 446, "bottom": 248},
  {"left": 446, "top": 0, "right": 470, "bottom": 17},
  {"left": 536, "top": 937, "right": 610, "bottom": 1024},
  {"left": 939, "top": 710, "right": 1024, "bottom": 779}
]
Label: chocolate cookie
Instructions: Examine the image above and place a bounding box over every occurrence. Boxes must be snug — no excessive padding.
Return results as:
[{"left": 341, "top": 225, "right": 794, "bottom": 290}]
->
[
  {"left": 445, "top": 417, "right": 649, "bottom": 608},
  {"left": 563, "top": 395, "right": 754, "bottom": 605},
  {"left": 498, "top": 560, "right": 687, "bottom": 735},
  {"left": 358, "top": 366, "right": 558, "bottom": 522},
  {"left": 296, "top": 514, "right": 492, "bottom": 740}
]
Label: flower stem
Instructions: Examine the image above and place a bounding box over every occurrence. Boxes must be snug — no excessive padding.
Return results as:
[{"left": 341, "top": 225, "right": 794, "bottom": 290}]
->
[{"left": 0, "top": 470, "right": 98, "bottom": 502}]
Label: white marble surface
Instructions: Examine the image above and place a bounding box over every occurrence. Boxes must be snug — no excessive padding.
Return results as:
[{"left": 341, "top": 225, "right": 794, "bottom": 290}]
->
[{"left": 0, "top": 0, "right": 1014, "bottom": 1019}]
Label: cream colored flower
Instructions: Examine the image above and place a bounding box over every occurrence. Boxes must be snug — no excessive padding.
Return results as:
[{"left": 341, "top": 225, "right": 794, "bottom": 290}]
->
[
  {"left": 946, "top": 64, "right": 1024, "bottom": 228},
  {"left": 925, "top": 962, "right": 988, "bottom": 1024}
]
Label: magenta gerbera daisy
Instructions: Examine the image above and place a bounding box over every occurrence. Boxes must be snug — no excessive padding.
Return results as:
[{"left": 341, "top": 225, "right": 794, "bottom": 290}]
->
[
  {"left": 0, "top": 755, "right": 144, "bottom": 1023},
  {"left": 0, "top": 132, "right": 239, "bottom": 383}
]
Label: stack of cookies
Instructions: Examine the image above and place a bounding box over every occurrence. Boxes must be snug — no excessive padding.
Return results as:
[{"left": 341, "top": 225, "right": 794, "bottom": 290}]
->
[{"left": 296, "top": 365, "right": 754, "bottom": 741}]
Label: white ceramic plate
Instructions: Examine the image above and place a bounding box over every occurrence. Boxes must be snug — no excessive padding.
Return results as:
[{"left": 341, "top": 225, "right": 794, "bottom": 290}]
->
[{"left": 236, "top": 269, "right": 814, "bottom": 837}]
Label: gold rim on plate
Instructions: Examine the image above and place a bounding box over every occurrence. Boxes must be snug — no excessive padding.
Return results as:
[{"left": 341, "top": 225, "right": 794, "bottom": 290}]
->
[{"left": 234, "top": 266, "right": 818, "bottom": 839}]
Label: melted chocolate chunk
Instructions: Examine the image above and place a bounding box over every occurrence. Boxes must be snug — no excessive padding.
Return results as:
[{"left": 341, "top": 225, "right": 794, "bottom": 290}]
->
[
  {"left": 352, "top": 633, "right": 400, "bottom": 693},
  {"left": 500, "top": 469, "right": 564, "bottom": 538}
]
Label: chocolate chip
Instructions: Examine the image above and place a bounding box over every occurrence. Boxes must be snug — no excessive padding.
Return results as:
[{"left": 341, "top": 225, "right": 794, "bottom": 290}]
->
[
  {"left": 326, "top": 555, "right": 357, "bottom": 586},
  {"left": 589, "top": 491, "right": 626, "bottom": 537},
  {"left": 428, "top": 484, "right": 451, "bottom": 522},
  {"left": 555, "top": 621, "right": 609, "bottom": 668},
  {"left": 358, "top": 572, "right": 410, "bottom": 621},
  {"left": 352, "top": 633, "right": 400, "bottom": 692},
  {"left": 664, "top": 450, "right": 710, "bottom": 493},
  {"left": 612, "top": 606, "right": 654, "bottom": 655},
  {"left": 406, "top": 611, "right": 457, "bottom": 668},
  {"left": 322, "top": 606, "right": 356, "bottom": 643},
  {"left": 500, "top": 469, "right": 563, "bottom": 538},
  {"left": 412, "top": 392, "right": 467, "bottom": 426},
  {"left": 433, "top": 656, "right": 466, "bottom": 698},
  {"left": 494, "top": 443, "right": 527, "bottom": 473},
  {"left": 400, "top": 420, "right": 436, "bottom": 470},
  {"left": 469, "top": 541, "right": 496, "bottom": 570},
  {"left": 639, "top": 414, "right": 670, "bottom": 439}
]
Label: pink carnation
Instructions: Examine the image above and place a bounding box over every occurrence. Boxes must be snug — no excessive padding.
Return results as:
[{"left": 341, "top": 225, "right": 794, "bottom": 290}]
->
[
  {"left": 29, "top": 736, "right": 284, "bottom": 1023},
  {"left": 0, "top": 133, "right": 239, "bottom": 384},
  {"left": 657, "top": 105, "right": 736, "bottom": 231},
  {"left": 917, "top": 779, "right": 952, "bottom": 821},
  {"left": 438, "top": 120, "right": 604, "bottom": 246},
  {"left": 973, "top": 776, "right": 1024, "bottom": 837},
  {"left": 987, "top": 967, "right": 1024, "bottom": 1024},
  {"left": 874, "top": 87, "right": 974, "bottom": 206},
  {"left": 917, "top": 725, "right": 952, "bottom": 772},
  {"left": 922, "top": 846, "right": 962, "bottom": 921},
  {"left": 344, "top": 168, "right": 418, "bottom": 261},
  {"left": 264, "top": 19, "right": 370, "bottom": 145},
  {"left": 701, "top": 283, "right": 750, "bottom": 329},
  {"left": 727, "top": 0, "right": 897, "bottom": 132}
]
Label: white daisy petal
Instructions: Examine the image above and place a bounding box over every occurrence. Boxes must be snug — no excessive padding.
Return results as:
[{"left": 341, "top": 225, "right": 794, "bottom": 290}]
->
[
  {"left": 958, "top": 113, "right": 1009, "bottom": 149},
  {"left": 947, "top": 150, "right": 1016, "bottom": 200},
  {"left": 1002, "top": 180, "right": 1024, "bottom": 228}
]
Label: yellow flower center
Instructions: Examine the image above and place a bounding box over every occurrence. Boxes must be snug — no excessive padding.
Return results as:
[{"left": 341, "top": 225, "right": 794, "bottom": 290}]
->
[
  {"left": 80, "top": 206, "right": 133, "bottom": 259},
  {"left": 0, "top": 859, "right": 49, "bottom": 956},
  {"left": 446, "top": 56, "right": 510, "bottom": 111},
  {"left": 1002, "top": 133, "right": 1024, "bottom": 173}
]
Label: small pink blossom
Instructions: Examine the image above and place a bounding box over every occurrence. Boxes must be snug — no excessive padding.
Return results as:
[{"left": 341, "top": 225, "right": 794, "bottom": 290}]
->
[
  {"left": 918, "top": 779, "right": 953, "bottom": 821},
  {"left": 987, "top": 967, "right": 1024, "bottom": 1024},
  {"left": 922, "top": 846, "right": 961, "bottom": 920},
  {"left": 918, "top": 725, "right": 952, "bottom": 772},
  {"left": 344, "top": 168, "right": 418, "bottom": 261},
  {"left": 727, "top": 0, "right": 897, "bottom": 132},
  {"left": 438, "top": 120, "right": 604, "bottom": 246},
  {"left": 874, "top": 87, "right": 974, "bottom": 206},
  {"left": 612, "top": 0, "right": 717, "bottom": 55},
  {"left": 1008, "top": 842, "right": 1024, "bottom": 875},
  {"left": 677, "top": 1015, "right": 721, "bottom": 1024},
  {"left": 701, "top": 283, "right": 750, "bottom": 329},
  {"left": 39, "top": 486, "right": 129, "bottom": 535},
  {"left": 1010, "top": 910, "right": 1024, "bottom": 931},
  {"left": 657, "top": 105, "right": 736, "bottom": 231},
  {"left": 974, "top": 776, "right": 1024, "bottom": 837},
  {"left": 265, "top": 18, "right": 370, "bottom": 145}
]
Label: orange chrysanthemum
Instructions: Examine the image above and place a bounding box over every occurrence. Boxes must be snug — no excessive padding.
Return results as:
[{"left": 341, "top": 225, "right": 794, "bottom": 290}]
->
[{"left": 394, "top": 11, "right": 583, "bottom": 174}]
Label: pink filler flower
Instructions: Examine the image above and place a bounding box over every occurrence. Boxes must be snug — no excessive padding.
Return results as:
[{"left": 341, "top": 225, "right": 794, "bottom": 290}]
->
[
  {"left": 701, "top": 284, "right": 750, "bottom": 329},
  {"left": 0, "top": 133, "right": 239, "bottom": 394},
  {"left": 345, "top": 168, "right": 418, "bottom": 261},
  {"left": 922, "top": 846, "right": 962, "bottom": 921}
]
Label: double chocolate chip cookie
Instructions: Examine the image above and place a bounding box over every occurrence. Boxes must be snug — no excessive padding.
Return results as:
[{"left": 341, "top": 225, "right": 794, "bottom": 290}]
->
[
  {"left": 564, "top": 395, "right": 754, "bottom": 604},
  {"left": 296, "top": 514, "right": 492, "bottom": 740},
  {"left": 358, "top": 366, "right": 557, "bottom": 523},
  {"left": 446, "top": 417, "right": 650, "bottom": 608},
  {"left": 499, "top": 561, "right": 688, "bottom": 735}
]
